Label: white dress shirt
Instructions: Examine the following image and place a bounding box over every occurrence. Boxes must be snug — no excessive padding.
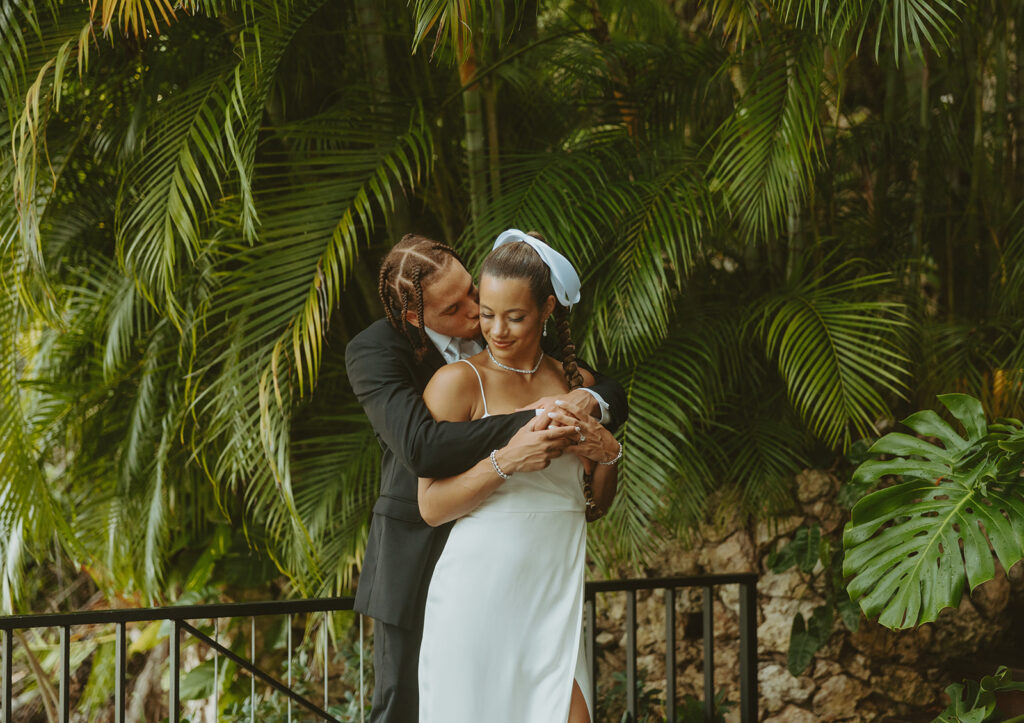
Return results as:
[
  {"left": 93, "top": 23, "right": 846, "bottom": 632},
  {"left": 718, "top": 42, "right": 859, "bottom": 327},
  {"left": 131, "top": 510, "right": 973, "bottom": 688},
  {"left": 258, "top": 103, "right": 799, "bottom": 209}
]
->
[{"left": 422, "top": 326, "right": 611, "bottom": 424}]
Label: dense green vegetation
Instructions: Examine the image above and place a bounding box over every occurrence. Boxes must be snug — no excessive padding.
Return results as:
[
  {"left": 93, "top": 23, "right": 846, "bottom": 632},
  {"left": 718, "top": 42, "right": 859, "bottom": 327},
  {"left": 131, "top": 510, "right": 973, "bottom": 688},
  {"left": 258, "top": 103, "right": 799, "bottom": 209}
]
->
[{"left": 3, "top": 0, "right": 1023, "bottom": 615}]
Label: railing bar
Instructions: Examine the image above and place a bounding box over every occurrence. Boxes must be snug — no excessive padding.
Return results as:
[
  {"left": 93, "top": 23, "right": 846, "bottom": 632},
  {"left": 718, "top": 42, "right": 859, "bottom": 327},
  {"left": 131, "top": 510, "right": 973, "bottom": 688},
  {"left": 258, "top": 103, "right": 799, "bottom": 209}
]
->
[
  {"left": 0, "top": 578, "right": 761, "bottom": 632},
  {"left": 3, "top": 630, "right": 12, "bottom": 723},
  {"left": 180, "top": 622, "right": 342, "bottom": 723},
  {"left": 250, "top": 617, "right": 255, "bottom": 723},
  {"left": 287, "top": 614, "right": 292, "bottom": 723},
  {"left": 586, "top": 591, "right": 597, "bottom": 709},
  {"left": 584, "top": 574, "right": 758, "bottom": 594},
  {"left": 0, "top": 597, "right": 357, "bottom": 630},
  {"left": 169, "top": 621, "right": 180, "bottom": 723},
  {"left": 358, "top": 615, "right": 365, "bottom": 723},
  {"left": 114, "top": 622, "right": 126, "bottom": 723},
  {"left": 323, "top": 615, "right": 329, "bottom": 712},
  {"left": 59, "top": 626, "right": 70, "bottom": 723},
  {"left": 664, "top": 588, "right": 676, "bottom": 723},
  {"left": 626, "top": 590, "right": 637, "bottom": 722},
  {"left": 739, "top": 581, "right": 758, "bottom": 723},
  {"left": 703, "top": 586, "right": 714, "bottom": 723},
  {"left": 213, "top": 618, "right": 219, "bottom": 720}
]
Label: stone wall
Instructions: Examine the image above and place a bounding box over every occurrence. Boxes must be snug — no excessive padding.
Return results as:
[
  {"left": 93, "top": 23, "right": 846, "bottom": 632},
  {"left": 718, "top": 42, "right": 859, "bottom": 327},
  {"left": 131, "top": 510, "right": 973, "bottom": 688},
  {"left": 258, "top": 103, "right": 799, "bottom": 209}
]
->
[{"left": 590, "top": 469, "right": 1024, "bottom": 722}]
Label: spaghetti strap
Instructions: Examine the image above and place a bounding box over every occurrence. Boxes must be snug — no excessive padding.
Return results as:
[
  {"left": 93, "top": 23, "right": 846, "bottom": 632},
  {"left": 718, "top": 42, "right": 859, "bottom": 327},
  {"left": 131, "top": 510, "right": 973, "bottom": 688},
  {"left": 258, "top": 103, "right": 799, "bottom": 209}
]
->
[{"left": 456, "top": 359, "right": 490, "bottom": 417}]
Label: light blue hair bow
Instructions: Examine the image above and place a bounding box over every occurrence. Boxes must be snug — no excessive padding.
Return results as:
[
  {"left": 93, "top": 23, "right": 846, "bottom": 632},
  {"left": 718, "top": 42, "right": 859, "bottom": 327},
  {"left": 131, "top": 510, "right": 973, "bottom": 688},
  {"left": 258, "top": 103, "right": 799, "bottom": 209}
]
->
[{"left": 492, "top": 229, "right": 581, "bottom": 309}]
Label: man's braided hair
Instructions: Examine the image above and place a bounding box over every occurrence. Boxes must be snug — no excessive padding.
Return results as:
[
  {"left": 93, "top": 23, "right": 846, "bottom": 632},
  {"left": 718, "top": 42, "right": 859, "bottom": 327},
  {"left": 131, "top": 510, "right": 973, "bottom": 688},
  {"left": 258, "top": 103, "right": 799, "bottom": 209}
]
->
[
  {"left": 479, "top": 234, "right": 583, "bottom": 392},
  {"left": 377, "top": 234, "right": 463, "bottom": 361}
]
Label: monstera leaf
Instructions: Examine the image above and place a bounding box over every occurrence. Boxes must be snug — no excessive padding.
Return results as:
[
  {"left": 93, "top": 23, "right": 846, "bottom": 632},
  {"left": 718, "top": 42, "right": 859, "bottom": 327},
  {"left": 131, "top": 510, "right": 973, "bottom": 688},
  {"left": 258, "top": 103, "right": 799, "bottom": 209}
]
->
[{"left": 843, "top": 394, "right": 1024, "bottom": 630}]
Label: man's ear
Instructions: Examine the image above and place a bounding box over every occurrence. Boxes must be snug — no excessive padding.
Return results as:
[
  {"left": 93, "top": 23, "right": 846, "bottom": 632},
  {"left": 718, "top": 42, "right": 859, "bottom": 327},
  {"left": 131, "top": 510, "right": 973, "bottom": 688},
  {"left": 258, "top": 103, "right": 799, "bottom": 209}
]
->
[{"left": 404, "top": 309, "right": 421, "bottom": 328}]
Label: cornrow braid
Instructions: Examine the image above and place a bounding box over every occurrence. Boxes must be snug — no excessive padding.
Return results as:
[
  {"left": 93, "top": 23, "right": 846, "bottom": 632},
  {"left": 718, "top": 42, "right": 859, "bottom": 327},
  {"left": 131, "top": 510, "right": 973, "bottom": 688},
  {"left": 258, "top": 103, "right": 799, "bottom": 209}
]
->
[
  {"left": 378, "top": 260, "right": 397, "bottom": 329},
  {"left": 376, "top": 234, "right": 463, "bottom": 360},
  {"left": 411, "top": 264, "right": 430, "bottom": 356}
]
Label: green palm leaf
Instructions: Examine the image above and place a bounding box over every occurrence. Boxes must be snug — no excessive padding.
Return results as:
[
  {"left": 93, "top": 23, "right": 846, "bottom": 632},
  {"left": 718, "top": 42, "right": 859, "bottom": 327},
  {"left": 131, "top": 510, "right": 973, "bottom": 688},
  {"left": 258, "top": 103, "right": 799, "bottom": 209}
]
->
[
  {"left": 843, "top": 394, "right": 1024, "bottom": 629},
  {"left": 708, "top": 31, "right": 823, "bottom": 239},
  {"left": 758, "top": 259, "right": 910, "bottom": 449},
  {"left": 116, "top": 67, "right": 233, "bottom": 321},
  {"left": 593, "top": 317, "right": 732, "bottom": 566},
  {"left": 586, "top": 159, "right": 712, "bottom": 365}
]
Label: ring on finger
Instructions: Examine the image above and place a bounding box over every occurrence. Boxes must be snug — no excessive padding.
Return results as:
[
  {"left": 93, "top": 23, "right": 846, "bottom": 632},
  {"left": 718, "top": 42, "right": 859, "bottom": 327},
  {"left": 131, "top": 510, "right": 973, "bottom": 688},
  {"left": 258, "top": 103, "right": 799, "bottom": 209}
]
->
[{"left": 578, "top": 433, "right": 586, "bottom": 443}]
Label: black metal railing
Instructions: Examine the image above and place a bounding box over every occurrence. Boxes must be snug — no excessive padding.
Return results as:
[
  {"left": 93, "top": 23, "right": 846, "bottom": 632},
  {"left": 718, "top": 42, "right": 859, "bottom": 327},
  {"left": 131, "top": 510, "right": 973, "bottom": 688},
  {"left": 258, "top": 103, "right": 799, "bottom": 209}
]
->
[
  {"left": 585, "top": 573, "right": 758, "bottom": 723},
  {"left": 1, "top": 573, "right": 757, "bottom": 722}
]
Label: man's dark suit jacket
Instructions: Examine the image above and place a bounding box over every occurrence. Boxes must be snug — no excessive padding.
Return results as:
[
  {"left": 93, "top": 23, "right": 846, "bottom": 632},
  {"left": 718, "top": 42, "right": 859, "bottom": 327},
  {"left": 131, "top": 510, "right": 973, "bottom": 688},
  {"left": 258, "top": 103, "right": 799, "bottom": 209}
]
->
[{"left": 346, "top": 318, "right": 628, "bottom": 629}]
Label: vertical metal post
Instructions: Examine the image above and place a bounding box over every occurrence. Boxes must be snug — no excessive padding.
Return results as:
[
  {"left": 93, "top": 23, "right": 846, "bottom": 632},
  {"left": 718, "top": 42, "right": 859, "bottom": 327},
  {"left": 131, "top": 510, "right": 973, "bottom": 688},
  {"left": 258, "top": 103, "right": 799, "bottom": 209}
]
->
[
  {"left": 358, "top": 615, "right": 365, "bottom": 723},
  {"left": 59, "top": 626, "right": 70, "bottom": 723},
  {"left": 703, "top": 586, "right": 715, "bottom": 722},
  {"left": 586, "top": 591, "right": 597, "bottom": 710},
  {"left": 2, "top": 630, "right": 12, "bottom": 723},
  {"left": 250, "top": 617, "right": 256, "bottom": 723},
  {"left": 664, "top": 588, "right": 676, "bottom": 723},
  {"left": 213, "top": 618, "right": 219, "bottom": 717},
  {"left": 323, "top": 616, "right": 329, "bottom": 712},
  {"left": 114, "top": 623, "right": 126, "bottom": 723},
  {"left": 287, "top": 614, "right": 292, "bottom": 723},
  {"left": 625, "top": 590, "right": 637, "bottom": 723},
  {"left": 739, "top": 581, "right": 758, "bottom": 723},
  {"left": 169, "top": 621, "right": 180, "bottom": 723}
]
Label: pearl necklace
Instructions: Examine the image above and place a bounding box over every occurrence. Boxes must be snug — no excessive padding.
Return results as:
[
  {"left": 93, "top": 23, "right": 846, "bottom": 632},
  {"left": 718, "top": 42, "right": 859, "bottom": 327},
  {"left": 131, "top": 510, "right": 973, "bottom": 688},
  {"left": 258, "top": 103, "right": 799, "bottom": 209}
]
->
[{"left": 486, "top": 346, "right": 543, "bottom": 374}]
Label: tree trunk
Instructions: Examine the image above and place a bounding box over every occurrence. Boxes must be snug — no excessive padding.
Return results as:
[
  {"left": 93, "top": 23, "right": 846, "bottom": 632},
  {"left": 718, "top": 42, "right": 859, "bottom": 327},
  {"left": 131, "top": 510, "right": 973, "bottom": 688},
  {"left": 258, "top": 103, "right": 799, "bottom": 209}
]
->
[
  {"left": 460, "top": 46, "right": 488, "bottom": 227},
  {"left": 356, "top": 0, "right": 411, "bottom": 236},
  {"left": 912, "top": 55, "right": 929, "bottom": 306}
]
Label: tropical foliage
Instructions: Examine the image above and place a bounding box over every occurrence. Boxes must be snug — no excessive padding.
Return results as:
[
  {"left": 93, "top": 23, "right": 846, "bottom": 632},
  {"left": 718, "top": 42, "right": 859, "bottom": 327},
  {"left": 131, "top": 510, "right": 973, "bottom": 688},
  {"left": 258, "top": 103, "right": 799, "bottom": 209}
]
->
[
  {"left": 844, "top": 393, "right": 1024, "bottom": 630},
  {"left": 3, "top": 0, "right": 1024, "bottom": 615}
]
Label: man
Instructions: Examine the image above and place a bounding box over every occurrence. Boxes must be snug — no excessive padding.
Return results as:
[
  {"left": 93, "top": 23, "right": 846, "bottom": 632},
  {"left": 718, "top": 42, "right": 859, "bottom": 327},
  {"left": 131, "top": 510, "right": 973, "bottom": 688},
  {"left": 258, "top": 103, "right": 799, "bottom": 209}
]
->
[{"left": 345, "top": 234, "right": 628, "bottom": 721}]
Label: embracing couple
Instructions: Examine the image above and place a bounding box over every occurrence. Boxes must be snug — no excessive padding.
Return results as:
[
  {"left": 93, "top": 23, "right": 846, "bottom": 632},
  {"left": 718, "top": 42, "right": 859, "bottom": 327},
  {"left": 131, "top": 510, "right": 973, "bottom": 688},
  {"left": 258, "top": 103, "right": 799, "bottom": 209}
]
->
[{"left": 345, "top": 229, "right": 629, "bottom": 723}]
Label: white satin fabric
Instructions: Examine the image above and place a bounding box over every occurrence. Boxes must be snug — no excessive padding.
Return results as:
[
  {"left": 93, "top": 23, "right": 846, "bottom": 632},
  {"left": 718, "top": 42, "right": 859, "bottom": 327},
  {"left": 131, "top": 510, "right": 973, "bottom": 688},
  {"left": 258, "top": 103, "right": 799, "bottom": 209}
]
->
[{"left": 418, "top": 450, "right": 592, "bottom": 722}]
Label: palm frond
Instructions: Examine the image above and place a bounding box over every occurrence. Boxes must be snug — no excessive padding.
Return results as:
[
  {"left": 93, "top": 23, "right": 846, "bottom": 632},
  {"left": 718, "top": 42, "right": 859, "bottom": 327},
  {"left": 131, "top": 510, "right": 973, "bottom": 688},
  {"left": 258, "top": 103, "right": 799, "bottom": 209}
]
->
[
  {"left": 585, "top": 158, "right": 712, "bottom": 365},
  {"left": 0, "top": 256, "right": 77, "bottom": 611},
  {"left": 757, "top": 258, "right": 911, "bottom": 449},
  {"left": 462, "top": 143, "right": 626, "bottom": 268},
  {"left": 115, "top": 66, "right": 233, "bottom": 323},
  {"left": 708, "top": 31, "right": 824, "bottom": 240},
  {"left": 90, "top": 0, "right": 178, "bottom": 38},
  {"left": 225, "top": 0, "right": 331, "bottom": 244},
  {"left": 592, "top": 314, "right": 736, "bottom": 567}
]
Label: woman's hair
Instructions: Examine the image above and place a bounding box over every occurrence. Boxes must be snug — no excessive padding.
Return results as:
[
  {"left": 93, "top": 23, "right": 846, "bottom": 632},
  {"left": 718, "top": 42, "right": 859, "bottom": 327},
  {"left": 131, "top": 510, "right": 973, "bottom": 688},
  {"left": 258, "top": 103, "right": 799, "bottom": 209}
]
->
[
  {"left": 378, "top": 234, "right": 463, "bottom": 361},
  {"left": 480, "top": 234, "right": 584, "bottom": 391}
]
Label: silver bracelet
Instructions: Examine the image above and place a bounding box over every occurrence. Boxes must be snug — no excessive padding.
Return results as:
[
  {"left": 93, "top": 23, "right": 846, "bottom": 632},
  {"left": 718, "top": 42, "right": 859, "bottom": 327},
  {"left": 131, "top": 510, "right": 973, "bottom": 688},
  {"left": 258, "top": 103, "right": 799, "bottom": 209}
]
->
[
  {"left": 490, "top": 449, "right": 510, "bottom": 480},
  {"left": 598, "top": 440, "right": 623, "bottom": 466}
]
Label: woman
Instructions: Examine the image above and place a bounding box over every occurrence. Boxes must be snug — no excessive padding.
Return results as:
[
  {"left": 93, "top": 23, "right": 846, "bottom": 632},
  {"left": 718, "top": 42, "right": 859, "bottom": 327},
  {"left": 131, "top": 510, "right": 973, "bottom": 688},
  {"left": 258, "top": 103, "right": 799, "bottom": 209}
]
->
[{"left": 416, "top": 230, "right": 622, "bottom": 723}]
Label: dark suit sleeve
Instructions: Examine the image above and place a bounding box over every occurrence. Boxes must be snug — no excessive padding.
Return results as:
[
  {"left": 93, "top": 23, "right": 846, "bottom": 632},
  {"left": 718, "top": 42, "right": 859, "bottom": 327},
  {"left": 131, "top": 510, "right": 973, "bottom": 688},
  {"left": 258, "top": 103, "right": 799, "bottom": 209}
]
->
[
  {"left": 346, "top": 328, "right": 533, "bottom": 479},
  {"left": 586, "top": 368, "right": 629, "bottom": 433}
]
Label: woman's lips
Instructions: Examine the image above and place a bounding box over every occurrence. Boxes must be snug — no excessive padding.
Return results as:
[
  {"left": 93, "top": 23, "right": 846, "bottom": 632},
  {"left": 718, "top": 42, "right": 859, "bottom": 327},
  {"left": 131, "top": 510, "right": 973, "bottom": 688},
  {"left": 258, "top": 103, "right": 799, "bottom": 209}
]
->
[{"left": 490, "top": 340, "right": 514, "bottom": 349}]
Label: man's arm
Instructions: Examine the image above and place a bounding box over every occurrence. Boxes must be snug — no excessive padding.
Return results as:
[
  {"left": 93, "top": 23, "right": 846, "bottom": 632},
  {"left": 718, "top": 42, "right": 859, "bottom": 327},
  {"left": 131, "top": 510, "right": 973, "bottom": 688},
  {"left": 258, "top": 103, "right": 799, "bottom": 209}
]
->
[
  {"left": 345, "top": 325, "right": 532, "bottom": 479},
  {"left": 587, "top": 367, "right": 629, "bottom": 431},
  {"left": 518, "top": 363, "right": 630, "bottom": 432},
  {"left": 416, "top": 364, "right": 577, "bottom": 526}
]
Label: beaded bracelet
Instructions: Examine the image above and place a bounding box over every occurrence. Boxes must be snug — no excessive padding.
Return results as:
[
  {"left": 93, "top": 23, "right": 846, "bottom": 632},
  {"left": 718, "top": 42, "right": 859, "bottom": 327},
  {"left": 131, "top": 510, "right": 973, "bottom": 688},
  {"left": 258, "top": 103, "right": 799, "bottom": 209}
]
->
[
  {"left": 598, "top": 440, "right": 623, "bottom": 466},
  {"left": 490, "top": 449, "right": 510, "bottom": 480}
]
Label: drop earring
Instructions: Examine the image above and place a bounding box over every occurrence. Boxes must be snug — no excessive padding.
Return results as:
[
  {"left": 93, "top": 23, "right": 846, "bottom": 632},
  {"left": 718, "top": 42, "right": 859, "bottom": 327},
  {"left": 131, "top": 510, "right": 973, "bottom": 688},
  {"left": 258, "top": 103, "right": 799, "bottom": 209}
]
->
[{"left": 542, "top": 318, "right": 548, "bottom": 337}]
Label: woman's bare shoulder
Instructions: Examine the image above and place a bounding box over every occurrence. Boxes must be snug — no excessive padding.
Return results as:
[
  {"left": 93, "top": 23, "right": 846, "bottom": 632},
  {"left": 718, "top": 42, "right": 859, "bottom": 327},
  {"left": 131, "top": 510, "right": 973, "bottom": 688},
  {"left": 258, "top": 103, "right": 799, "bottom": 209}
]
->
[{"left": 423, "top": 360, "right": 480, "bottom": 421}]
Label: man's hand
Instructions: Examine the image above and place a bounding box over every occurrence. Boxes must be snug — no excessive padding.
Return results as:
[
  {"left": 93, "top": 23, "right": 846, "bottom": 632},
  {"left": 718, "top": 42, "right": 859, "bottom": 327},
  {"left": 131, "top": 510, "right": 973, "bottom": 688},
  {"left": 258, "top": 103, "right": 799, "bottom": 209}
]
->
[
  {"left": 494, "top": 414, "right": 578, "bottom": 474},
  {"left": 516, "top": 388, "right": 600, "bottom": 430},
  {"left": 546, "top": 408, "right": 619, "bottom": 464}
]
